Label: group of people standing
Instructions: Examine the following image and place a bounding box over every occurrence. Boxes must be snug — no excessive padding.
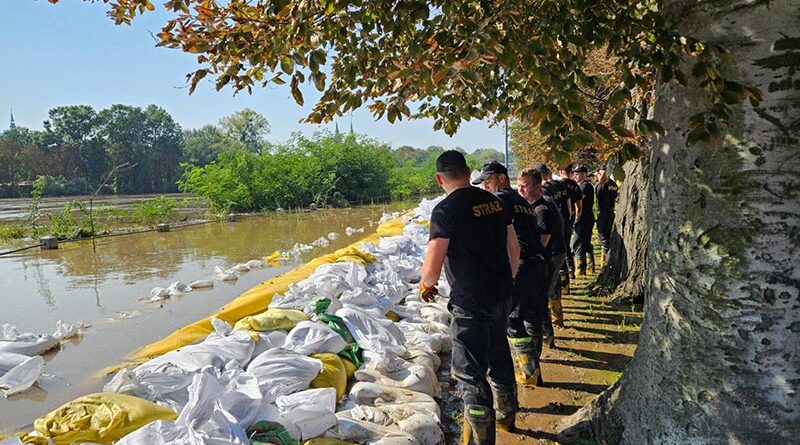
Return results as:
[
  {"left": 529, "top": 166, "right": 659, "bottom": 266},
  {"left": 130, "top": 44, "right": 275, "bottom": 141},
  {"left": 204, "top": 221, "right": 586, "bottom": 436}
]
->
[{"left": 419, "top": 150, "right": 618, "bottom": 444}]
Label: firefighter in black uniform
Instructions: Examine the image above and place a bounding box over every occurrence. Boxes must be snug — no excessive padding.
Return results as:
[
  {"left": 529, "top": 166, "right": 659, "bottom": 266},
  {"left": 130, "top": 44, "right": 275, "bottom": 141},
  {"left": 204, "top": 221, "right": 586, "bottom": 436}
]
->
[
  {"left": 474, "top": 161, "right": 549, "bottom": 393},
  {"left": 595, "top": 165, "right": 619, "bottom": 266},
  {"left": 571, "top": 165, "right": 596, "bottom": 274},
  {"left": 420, "top": 151, "right": 520, "bottom": 444},
  {"left": 557, "top": 164, "right": 583, "bottom": 278}
]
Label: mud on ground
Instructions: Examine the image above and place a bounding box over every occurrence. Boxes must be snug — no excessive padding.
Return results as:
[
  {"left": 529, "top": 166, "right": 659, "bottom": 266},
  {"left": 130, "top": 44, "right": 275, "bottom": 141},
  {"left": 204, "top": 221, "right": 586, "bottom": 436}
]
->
[{"left": 439, "top": 270, "right": 643, "bottom": 444}]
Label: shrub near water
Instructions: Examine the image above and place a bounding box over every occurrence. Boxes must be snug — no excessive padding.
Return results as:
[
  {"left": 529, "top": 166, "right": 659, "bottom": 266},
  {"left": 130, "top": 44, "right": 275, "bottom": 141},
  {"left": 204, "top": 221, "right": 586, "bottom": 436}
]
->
[
  {"left": 135, "top": 196, "right": 178, "bottom": 227},
  {"left": 179, "top": 132, "right": 394, "bottom": 212}
]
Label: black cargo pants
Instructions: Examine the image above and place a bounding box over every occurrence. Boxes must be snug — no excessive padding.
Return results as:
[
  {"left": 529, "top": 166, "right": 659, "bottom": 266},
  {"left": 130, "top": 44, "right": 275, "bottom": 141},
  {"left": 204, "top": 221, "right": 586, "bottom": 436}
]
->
[
  {"left": 572, "top": 217, "right": 595, "bottom": 270},
  {"left": 507, "top": 256, "right": 549, "bottom": 338},
  {"left": 449, "top": 300, "right": 515, "bottom": 407},
  {"left": 596, "top": 212, "right": 614, "bottom": 253}
]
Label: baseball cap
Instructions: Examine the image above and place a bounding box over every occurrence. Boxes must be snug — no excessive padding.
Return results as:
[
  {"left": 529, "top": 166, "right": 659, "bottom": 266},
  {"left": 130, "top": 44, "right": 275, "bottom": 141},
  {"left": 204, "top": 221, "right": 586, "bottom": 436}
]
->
[
  {"left": 471, "top": 161, "right": 508, "bottom": 184},
  {"left": 573, "top": 165, "right": 589, "bottom": 173},
  {"left": 436, "top": 150, "right": 468, "bottom": 172},
  {"left": 533, "top": 162, "right": 550, "bottom": 174}
]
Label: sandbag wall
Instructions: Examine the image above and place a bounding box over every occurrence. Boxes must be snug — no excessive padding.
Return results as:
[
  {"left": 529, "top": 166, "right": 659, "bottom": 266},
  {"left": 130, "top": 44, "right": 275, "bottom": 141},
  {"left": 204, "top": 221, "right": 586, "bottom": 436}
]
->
[{"left": 6, "top": 197, "right": 452, "bottom": 445}]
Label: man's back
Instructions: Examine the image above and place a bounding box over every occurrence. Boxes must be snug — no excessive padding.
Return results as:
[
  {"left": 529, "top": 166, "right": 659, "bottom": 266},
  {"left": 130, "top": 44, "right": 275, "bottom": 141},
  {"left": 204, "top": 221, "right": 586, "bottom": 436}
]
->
[{"left": 429, "top": 186, "right": 512, "bottom": 310}]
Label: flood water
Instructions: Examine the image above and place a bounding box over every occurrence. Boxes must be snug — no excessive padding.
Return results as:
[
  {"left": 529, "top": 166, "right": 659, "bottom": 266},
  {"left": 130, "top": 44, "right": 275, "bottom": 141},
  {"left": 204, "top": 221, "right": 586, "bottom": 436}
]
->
[{"left": 0, "top": 203, "right": 408, "bottom": 433}]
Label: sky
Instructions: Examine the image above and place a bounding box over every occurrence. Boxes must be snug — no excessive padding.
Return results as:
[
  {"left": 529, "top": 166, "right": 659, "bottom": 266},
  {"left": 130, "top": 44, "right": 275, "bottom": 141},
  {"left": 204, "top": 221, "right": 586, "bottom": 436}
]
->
[{"left": 0, "top": 1, "right": 505, "bottom": 152}]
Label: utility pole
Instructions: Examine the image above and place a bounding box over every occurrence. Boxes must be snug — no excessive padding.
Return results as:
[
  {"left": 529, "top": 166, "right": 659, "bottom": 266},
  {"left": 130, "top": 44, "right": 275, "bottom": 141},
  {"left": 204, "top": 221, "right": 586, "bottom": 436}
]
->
[{"left": 504, "top": 119, "right": 509, "bottom": 168}]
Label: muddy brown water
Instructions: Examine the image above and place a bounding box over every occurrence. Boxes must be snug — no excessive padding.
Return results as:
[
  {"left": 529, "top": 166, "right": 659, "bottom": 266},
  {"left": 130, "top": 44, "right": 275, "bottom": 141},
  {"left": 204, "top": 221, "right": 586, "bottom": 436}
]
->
[{"left": 0, "top": 204, "right": 408, "bottom": 433}]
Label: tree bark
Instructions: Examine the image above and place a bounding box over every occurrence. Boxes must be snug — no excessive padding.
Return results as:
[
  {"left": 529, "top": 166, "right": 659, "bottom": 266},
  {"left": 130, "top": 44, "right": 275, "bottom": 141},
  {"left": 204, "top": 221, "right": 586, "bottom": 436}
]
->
[
  {"left": 558, "top": 1, "right": 800, "bottom": 443},
  {"left": 598, "top": 158, "right": 649, "bottom": 305}
]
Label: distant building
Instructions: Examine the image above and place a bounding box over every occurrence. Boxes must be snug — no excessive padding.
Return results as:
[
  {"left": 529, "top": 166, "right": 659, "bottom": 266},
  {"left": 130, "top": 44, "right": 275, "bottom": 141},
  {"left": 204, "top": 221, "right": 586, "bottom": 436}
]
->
[{"left": 9, "top": 109, "right": 15, "bottom": 130}]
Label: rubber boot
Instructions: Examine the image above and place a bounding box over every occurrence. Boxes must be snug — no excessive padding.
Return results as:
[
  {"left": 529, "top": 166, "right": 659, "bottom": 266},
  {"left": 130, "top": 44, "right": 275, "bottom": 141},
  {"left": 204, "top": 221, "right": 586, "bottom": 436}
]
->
[
  {"left": 541, "top": 316, "right": 554, "bottom": 348},
  {"left": 568, "top": 255, "right": 576, "bottom": 279},
  {"left": 549, "top": 298, "right": 564, "bottom": 328},
  {"left": 509, "top": 338, "right": 543, "bottom": 386},
  {"left": 462, "top": 404, "right": 495, "bottom": 445},
  {"left": 600, "top": 250, "right": 606, "bottom": 268},
  {"left": 577, "top": 253, "right": 587, "bottom": 276},
  {"left": 491, "top": 384, "right": 517, "bottom": 433},
  {"left": 588, "top": 252, "right": 596, "bottom": 274},
  {"left": 559, "top": 268, "right": 570, "bottom": 295}
]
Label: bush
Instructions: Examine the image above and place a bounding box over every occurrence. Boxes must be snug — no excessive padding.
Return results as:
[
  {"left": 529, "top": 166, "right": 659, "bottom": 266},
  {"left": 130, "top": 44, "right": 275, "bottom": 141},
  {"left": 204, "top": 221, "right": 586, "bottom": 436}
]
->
[
  {"left": 40, "top": 176, "right": 93, "bottom": 196},
  {"left": 135, "top": 196, "right": 177, "bottom": 227},
  {"left": 179, "top": 131, "right": 394, "bottom": 212},
  {"left": 0, "top": 224, "right": 27, "bottom": 240}
]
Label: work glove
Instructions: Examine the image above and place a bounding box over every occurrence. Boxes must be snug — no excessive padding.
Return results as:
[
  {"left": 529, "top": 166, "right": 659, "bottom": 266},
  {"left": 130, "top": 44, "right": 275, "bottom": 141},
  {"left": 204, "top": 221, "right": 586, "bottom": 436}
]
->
[{"left": 419, "top": 282, "right": 438, "bottom": 302}]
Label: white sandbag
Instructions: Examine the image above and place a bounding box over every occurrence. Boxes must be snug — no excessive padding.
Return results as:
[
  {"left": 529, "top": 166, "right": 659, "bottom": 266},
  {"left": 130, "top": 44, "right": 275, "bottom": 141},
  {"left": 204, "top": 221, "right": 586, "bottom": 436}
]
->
[
  {"left": 245, "top": 259, "right": 264, "bottom": 269},
  {"left": 282, "top": 321, "right": 347, "bottom": 356},
  {"left": 189, "top": 279, "right": 214, "bottom": 289},
  {"left": 214, "top": 266, "right": 238, "bottom": 281},
  {"left": 53, "top": 320, "right": 84, "bottom": 340},
  {"left": 336, "top": 306, "right": 406, "bottom": 355},
  {"left": 312, "top": 236, "right": 330, "bottom": 247},
  {"left": 0, "top": 323, "right": 59, "bottom": 356},
  {"left": 164, "top": 282, "right": 191, "bottom": 297},
  {"left": 324, "top": 416, "right": 420, "bottom": 445},
  {"left": 117, "top": 370, "right": 249, "bottom": 445},
  {"left": 276, "top": 388, "right": 338, "bottom": 440},
  {"left": 338, "top": 406, "right": 443, "bottom": 445},
  {"left": 346, "top": 382, "right": 440, "bottom": 419},
  {"left": 0, "top": 438, "right": 23, "bottom": 445},
  {"left": 231, "top": 263, "right": 251, "bottom": 273},
  {"left": 0, "top": 352, "right": 30, "bottom": 374},
  {"left": 137, "top": 319, "right": 254, "bottom": 373},
  {"left": 327, "top": 232, "right": 339, "bottom": 240},
  {"left": 251, "top": 331, "right": 288, "bottom": 358},
  {"left": 149, "top": 287, "right": 170, "bottom": 301},
  {"left": 0, "top": 354, "right": 44, "bottom": 396},
  {"left": 105, "top": 364, "right": 194, "bottom": 413},
  {"left": 354, "top": 363, "right": 439, "bottom": 398},
  {"left": 246, "top": 348, "right": 323, "bottom": 403}
]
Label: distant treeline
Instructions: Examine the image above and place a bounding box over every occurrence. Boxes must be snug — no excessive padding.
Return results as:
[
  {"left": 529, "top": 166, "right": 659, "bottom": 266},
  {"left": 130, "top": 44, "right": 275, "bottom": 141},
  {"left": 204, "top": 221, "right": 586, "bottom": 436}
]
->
[{"left": 0, "top": 105, "right": 506, "bottom": 210}]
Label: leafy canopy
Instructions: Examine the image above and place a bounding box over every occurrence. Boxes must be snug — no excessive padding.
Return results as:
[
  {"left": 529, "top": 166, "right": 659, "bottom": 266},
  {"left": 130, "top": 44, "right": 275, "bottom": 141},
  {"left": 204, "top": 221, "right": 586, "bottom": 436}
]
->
[{"left": 61, "top": 0, "right": 758, "bottom": 166}]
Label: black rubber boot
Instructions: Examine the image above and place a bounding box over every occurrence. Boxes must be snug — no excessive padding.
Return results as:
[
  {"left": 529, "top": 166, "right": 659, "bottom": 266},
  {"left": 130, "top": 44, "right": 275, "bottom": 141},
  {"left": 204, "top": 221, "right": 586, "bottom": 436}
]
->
[
  {"left": 509, "top": 338, "right": 543, "bottom": 386},
  {"left": 588, "top": 252, "right": 596, "bottom": 274},
  {"left": 462, "top": 404, "right": 496, "bottom": 445},
  {"left": 577, "top": 253, "right": 587, "bottom": 276},
  {"left": 491, "top": 383, "right": 517, "bottom": 433}
]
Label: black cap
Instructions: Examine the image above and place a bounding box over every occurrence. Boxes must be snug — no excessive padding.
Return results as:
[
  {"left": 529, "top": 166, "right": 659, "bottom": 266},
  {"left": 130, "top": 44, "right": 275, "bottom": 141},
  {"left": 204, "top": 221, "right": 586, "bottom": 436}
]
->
[
  {"left": 533, "top": 163, "right": 550, "bottom": 174},
  {"left": 573, "top": 165, "right": 589, "bottom": 173},
  {"left": 436, "top": 150, "right": 468, "bottom": 172},
  {"left": 471, "top": 161, "right": 508, "bottom": 184},
  {"left": 560, "top": 163, "right": 574, "bottom": 173}
]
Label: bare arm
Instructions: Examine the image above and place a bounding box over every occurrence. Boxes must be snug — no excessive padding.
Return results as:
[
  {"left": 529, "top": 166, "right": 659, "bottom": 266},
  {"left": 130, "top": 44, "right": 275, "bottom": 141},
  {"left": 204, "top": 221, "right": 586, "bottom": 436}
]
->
[
  {"left": 574, "top": 199, "right": 583, "bottom": 221},
  {"left": 421, "top": 237, "right": 450, "bottom": 288},
  {"left": 507, "top": 225, "right": 520, "bottom": 278}
]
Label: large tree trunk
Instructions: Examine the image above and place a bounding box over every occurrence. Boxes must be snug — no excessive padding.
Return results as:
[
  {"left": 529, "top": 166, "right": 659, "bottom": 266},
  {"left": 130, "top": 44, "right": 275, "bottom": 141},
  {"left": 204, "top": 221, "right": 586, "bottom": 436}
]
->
[
  {"left": 558, "top": 1, "right": 800, "bottom": 443},
  {"left": 598, "top": 158, "right": 649, "bottom": 305}
]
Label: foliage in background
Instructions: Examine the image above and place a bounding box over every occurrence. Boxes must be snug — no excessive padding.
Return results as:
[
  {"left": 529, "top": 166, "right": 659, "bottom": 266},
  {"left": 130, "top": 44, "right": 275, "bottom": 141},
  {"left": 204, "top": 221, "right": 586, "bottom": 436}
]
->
[
  {"left": 135, "top": 196, "right": 178, "bottom": 227},
  {"left": 179, "top": 131, "right": 395, "bottom": 212}
]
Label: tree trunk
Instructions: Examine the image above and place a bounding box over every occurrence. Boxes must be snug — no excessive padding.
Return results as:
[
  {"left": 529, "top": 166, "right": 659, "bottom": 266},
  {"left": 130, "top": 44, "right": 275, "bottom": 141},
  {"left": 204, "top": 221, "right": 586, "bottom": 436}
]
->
[
  {"left": 598, "top": 158, "right": 649, "bottom": 305},
  {"left": 558, "top": 1, "right": 800, "bottom": 443}
]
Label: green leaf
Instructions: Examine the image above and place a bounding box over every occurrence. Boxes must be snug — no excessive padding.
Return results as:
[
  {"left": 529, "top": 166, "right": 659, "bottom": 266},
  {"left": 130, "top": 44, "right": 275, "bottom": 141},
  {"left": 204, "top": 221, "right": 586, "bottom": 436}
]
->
[
  {"left": 607, "top": 89, "right": 629, "bottom": 108},
  {"left": 280, "top": 58, "right": 294, "bottom": 75}
]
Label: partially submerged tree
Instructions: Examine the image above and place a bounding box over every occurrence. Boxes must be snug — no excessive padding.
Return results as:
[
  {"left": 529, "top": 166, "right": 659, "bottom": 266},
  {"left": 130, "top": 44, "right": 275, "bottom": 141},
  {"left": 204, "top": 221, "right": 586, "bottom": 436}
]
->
[{"left": 63, "top": 0, "right": 799, "bottom": 442}]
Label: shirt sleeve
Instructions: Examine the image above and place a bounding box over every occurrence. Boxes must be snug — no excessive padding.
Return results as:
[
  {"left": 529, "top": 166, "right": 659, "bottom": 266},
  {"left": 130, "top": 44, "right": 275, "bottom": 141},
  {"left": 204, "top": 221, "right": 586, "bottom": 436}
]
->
[{"left": 429, "top": 203, "right": 455, "bottom": 240}]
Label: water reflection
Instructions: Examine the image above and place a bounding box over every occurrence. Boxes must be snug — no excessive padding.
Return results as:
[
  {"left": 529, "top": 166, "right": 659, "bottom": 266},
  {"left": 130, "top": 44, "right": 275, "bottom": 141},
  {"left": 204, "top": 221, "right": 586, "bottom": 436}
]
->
[{"left": 0, "top": 204, "right": 408, "bottom": 432}]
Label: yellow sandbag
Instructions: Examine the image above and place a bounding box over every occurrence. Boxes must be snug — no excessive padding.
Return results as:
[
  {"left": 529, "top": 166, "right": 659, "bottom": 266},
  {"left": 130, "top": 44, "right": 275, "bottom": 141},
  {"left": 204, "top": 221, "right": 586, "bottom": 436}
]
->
[
  {"left": 264, "top": 250, "right": 281, "bottom": 265},
  {"left": 27, "top": 392, "right": 176, "bottom": 445},
  {"left": 385, "top": 310, "right": 401, "bottom": 322},
  {"left": 304, "top": 439, "right": 358, "bottom": 445},
  {"left": 127, "top": 217, "right": 403, "bottom": 364},
  {"left": 233, "top": 308, "right": 308, "bottom": 332},
  {"left": 341, "top": 356, "right": 358, "bottom": 379},
  {"left": 309, "top": 353, "right": 347, "bottom": 400}
]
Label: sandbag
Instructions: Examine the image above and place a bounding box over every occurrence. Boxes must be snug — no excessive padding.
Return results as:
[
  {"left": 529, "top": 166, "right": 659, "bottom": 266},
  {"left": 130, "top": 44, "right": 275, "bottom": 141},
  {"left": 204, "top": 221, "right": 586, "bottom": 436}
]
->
[
  {"left": 346, "top": 382, "right": 440, "bottom": 420},
  {"left": 246, "top": 349, "right": 323, "bottom": 403},
  {"left": 28, "top": 392, "right": 177, "bottom": 445},
  {"left": 276, "top": 388, "right": 338, "bottom": 440},
  {"left": 336, "top": 306, "right": 406, "bottom": 356},
  {"left": 304, "top": 439, "right": 357, "bottom": 445},
  {"left": 234, "top": 308, "right": 309, "bottom": 332},
  {"left": 337, "top": 407, "right": 443, "bottom": 445},
  {"left": 282, "top": 321, "right": 347, "bottom": 356},
  {"left": 324, "top": 416, "right": 419, "bottom": 445},
  {"left": 0, "top": 354, "right": 44, "bottom": 396},
  {"left": 309, "top": 353, "right": 347, "bottom": 400}
]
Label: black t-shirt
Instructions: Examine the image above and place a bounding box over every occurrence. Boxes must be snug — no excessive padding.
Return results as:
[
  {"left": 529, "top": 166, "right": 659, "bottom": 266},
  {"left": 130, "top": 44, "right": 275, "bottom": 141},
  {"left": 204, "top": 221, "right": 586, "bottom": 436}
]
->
[
  {"left": 596, "top": 179, "right": 619, "bottom": 217},
  {"left": 542, "top": 180, "right": 568, "bottom": 216},
  {"left": 496, "top": 188, "right": 546, "bottom": 260},
  {"left": 429, "top": 186, "right": 513, "bottom": 310},
  {"left": 533, "top": 196, "right": 566, "bottom": 256},
  {"left": 578, "top": 180, "right": 595, "bottom": 222},
  {"left": 559, "top": 178, "right": 583, "bottom": 222}
]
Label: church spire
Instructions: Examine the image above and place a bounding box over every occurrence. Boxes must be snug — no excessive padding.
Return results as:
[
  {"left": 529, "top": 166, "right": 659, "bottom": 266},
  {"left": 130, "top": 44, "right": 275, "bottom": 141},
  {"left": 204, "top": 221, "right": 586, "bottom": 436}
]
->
[
  {"left": 335, "top": 121, "right": 340, "bottom": 136},
  {"left": 349, "top": 114, "right": 354, "bottom": 135},
  {"left": 9, "top": 109, "right": 15, "bottom": 130}
]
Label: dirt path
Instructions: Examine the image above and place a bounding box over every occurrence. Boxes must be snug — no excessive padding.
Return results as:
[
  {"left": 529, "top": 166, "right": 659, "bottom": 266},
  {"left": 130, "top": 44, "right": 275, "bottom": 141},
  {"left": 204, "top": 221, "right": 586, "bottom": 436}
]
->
[{"left": 502, "top": 270, "right": 643, "bottom": 443}]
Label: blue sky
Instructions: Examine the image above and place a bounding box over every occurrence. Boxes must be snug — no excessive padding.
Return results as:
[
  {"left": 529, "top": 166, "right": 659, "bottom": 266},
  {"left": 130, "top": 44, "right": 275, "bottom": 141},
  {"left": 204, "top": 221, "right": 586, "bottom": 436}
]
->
[{"left": 0, "top": 1, "right": 503, "bottom": 151}]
